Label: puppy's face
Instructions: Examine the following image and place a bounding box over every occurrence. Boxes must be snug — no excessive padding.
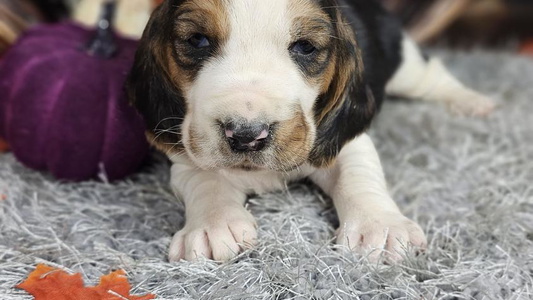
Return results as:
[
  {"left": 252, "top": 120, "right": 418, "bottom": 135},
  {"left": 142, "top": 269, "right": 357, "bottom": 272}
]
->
[{"left": 129, "top": 0, "right": 375, "bottom": 171}]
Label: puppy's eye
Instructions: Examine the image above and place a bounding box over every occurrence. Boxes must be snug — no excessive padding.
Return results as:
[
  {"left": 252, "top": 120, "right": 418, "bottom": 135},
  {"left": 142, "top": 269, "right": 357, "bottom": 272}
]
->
[
  {"left": 290, "top": 40, "right": 316, "bottom": 55},
  {"left": 188, "top": 33, "right": 210, "bottom": 48}
]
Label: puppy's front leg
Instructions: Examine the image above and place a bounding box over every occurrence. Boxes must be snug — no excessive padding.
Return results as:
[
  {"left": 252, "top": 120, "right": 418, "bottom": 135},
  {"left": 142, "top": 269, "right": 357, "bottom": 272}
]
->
[
  {"left": 310, "top": 134, "right": 427, "bottom": 262},
  {"left": 168, "top": 159, "right": 257, "bottom": 262}
]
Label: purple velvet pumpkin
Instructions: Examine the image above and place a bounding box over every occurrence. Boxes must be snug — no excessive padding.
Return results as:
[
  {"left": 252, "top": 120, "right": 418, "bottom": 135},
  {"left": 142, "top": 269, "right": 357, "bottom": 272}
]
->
[{"left": 0, "top": 4, "right": 149, "bottom": 181}]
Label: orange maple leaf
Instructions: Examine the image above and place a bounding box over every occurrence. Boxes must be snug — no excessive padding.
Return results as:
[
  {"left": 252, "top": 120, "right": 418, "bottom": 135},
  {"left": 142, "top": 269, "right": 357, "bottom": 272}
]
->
[
  {"left": 16, "top": 264, "right": 156, "bottom": 300},
  {"left": 0, "top": 138, "right": 9, "bottom": 152}
]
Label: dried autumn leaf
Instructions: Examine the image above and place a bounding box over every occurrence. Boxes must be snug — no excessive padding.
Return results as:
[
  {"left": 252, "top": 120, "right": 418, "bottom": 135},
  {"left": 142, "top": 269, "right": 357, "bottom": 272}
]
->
[
  {"left": 88, "top": 269, "right": 156, "bottom": 300},
  {"left": 16, "top": 264, "right": 155, "bottom": 300},
  {"left": 0, "top": 138, "right": 9, "bottom": 152}
]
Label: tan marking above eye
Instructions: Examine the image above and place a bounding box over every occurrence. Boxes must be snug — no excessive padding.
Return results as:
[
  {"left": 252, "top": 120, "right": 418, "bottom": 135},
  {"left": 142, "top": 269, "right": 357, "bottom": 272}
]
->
[
  {"left": 290, "top": 17, "right": 333, "bottom": 49},
  {"left": 288, "top": 0, "right": 331, "bottom": 39},
  {"left": 175, "top": 0, "right": 230, "bottom": 44}
]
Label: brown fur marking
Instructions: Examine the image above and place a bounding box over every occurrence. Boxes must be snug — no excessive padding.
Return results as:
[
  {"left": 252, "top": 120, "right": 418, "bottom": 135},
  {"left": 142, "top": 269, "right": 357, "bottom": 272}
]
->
[
  {"left": 288, "top": 1, "right": 335, "bottom": 86},
  {"left": 177, "top": 0, "right": 230, "bottom": 40},
  {"left": 316, "top": 12, "right": 361, "bottom": 125},
  {"left": 146, "top": 0, "right": 232, "bottom": 153},
  {"left": 272, "top": 110, "right": 313, "bottom": 169}
]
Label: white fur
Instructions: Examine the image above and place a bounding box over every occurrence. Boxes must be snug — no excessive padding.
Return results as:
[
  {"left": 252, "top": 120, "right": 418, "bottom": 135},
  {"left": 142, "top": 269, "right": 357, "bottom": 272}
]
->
[
  {"left": 386, "top": 36, "right": 495, "bottom": 116},
  {"left": 168, "top": 155, "right": 314, "bottom": 261},
  {"left": 168, "top": 134, "right": 426, "bottom": 262},
  {"left": 182, "top": 0, "right": 319, "bottom": 170},
  {"left": 309, "top": 134, "right": 427, "bottom": 262},
  {"left": 167, "top": 5, "right": 490, "bottom": 263}
]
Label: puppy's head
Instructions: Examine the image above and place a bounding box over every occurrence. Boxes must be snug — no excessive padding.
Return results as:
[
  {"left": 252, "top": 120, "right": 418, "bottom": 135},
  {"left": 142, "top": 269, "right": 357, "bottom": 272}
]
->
[{"left": 128, "top": 0, "right": 375, "bottom": 171}]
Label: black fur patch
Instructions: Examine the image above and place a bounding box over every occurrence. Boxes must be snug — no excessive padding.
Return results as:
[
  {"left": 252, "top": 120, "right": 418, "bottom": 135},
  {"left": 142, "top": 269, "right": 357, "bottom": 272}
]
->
[
  {"left": 127, "top": 1, "right": 187, "bottom": 148},
  {"left": 308, "top": 0, "right": 403, "bottom": 166},
  {"left": 340, "top": 0, "right": 403, "bottom": 108}
]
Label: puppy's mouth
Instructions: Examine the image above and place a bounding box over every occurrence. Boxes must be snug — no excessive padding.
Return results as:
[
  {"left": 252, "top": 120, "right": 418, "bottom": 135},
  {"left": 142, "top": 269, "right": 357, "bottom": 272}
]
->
[
  {"left": 230, "top": 162, "right": 300, "bottom": 173},
  {"left": 221, "top": 151, "right": 274, "bottom": 171},
  {"left": 186, "top": 110, "right": 312, "bottom": 172},
  {"left": 224, "top": 152, "right": 304, "bottom": 173},
  {"left": 230, "top": 160, "right": 265, "bottom": 171}
]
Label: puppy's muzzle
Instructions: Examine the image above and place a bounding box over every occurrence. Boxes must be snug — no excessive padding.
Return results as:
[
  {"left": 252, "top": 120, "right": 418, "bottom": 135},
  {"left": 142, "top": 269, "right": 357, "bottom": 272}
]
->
[{"left": 224, "top": 121, "right": 270, "bottom": 152}]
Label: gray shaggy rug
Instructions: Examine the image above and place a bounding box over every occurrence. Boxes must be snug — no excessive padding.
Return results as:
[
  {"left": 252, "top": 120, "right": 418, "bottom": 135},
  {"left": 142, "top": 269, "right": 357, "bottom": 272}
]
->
[{"left": 1, "top": 51, "right": 532, "bottom": 300}]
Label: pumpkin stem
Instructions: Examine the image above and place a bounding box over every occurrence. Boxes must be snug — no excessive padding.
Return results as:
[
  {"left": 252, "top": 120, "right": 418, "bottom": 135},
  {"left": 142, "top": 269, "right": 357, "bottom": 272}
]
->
[{"left": 85, "top": 0, "right": 117, "bottom": 58}]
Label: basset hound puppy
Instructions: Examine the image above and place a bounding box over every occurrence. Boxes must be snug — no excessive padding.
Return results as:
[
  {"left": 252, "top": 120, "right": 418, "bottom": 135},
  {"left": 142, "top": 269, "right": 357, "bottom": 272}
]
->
[{"left": 128, "top": 0, "right": 494, "bottom": 262}]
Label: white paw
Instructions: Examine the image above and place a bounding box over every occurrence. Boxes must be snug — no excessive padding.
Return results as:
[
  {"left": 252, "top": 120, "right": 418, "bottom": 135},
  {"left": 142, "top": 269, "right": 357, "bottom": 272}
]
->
[
  {"left": 446, "top": 89, "right": 495, "bottom": 117},
  {"left": 336, "top": 211, "right": 427, "bottom": 263},
  {"left": 168, "top": 207, "right": 257, "bottom": 262}
]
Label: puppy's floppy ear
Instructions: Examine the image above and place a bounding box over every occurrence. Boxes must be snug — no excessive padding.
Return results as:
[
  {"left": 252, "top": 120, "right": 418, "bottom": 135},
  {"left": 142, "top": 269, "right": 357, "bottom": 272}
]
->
[
  {"left": 308, "top": 5, "right": 376, "bottom": 167},
  {"left": 127, "top": 0, "right": 187, "bottom": 148}
]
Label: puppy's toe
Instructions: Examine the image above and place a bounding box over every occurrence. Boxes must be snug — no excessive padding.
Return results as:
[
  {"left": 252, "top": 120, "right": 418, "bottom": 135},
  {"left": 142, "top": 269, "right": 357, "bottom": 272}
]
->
[
  {"left": 168, "top": 212, "right": 257, "bottom": 262},
  {"left": 183, "top": 229, "right": 212, "bottom": 261},
  {"left": 207, "top": 227, "right": 242, "bottom": 262},
  {"left": 336, "top": 212, "right": 427, "bottom": 263},
  {"left": 168, "top": 232, "right": 185, "bottom": 262},
  {"left": 228, "top": 220, "right": 258, "bottom": 246},
  {"left": 168, "top": 229, "right": 212, "bottom": 262},
  {"left": 384, "top": 229, "right": 413, "bottom": 263}
]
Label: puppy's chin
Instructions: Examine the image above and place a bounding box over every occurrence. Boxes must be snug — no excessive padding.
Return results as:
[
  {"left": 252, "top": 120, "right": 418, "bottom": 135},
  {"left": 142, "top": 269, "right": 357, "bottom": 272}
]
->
[
  {"left": 231, "top": 156, "right": 307, "bottom": 173},
  {"left": 184, "top": 145, "right": 308, "bottom": 173}
]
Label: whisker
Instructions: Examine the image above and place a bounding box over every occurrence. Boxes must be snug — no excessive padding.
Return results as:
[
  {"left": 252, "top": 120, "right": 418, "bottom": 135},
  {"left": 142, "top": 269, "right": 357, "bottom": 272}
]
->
[
  {"left": 153, "top": 124, "right": 183, "bottom": 140},
  {"left": 153, "top": 116, "right": 185, "bottom": 130}
]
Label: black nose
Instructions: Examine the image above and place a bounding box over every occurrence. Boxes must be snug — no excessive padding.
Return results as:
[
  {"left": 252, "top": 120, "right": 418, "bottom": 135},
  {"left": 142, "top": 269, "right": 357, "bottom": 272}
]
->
[{"left": 225, "top": 122, "right": 270, "bottom": 152}]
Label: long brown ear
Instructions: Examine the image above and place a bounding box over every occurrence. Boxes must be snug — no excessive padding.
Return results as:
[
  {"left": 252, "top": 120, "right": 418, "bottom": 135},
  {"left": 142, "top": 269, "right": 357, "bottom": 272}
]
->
[
  {"left": 308, "top": 5, "right": 377, "bottom": 167},
  {"left": 127, "top": 0, "right": 187, "bottom": 150}
]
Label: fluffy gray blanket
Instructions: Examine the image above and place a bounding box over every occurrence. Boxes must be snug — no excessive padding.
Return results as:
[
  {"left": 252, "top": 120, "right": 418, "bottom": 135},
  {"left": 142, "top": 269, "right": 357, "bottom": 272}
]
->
[{"left": 1, "top": 51, "right": 532, "bottom": 299}]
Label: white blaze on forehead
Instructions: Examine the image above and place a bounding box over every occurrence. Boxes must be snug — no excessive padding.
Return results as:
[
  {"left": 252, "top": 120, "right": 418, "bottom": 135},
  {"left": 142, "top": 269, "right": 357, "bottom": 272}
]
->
[
  {"left": 186, "top": 0, "right": 320, "bottom": 125},
  {"left": 219, "top": 0, "right": 301, "bottom": 105},
  {"left": 222, "top": 0, "right": 317, "bottom": 111},
  {"left": 225, "top": 0, "right": 292, "bottom": 58}
]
